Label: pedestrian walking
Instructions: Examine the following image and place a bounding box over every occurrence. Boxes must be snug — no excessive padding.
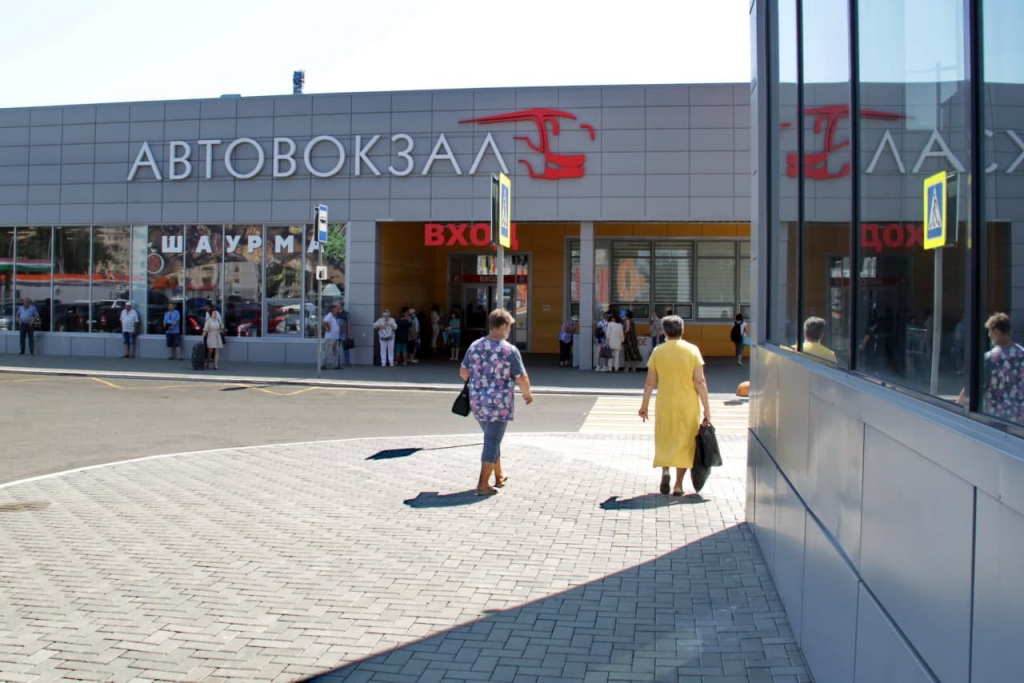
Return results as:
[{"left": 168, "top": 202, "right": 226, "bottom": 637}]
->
[
  {"left": 638, "top": 315, "right": 712, "bottom": 496},
  {"left": 120, "top": 302, "right": 140, "bottom": 358},
  {"left": 374, "top": 309, "right": 397, "bottom": 367},
  {"left": 623, "top": 310, "right": 642, "bottom": 371},
  {"left": 16, "top": 297, "right": 40, "bottom": 355},
  {"left": 322, "top": 303, "right": 343, "bottom": 369},
  {"left": 202, "top": 303, "right": 224, "bottom": 370},
  {"left": 731, "top": 313, "right": 749, "bottom": 366},
  {"left": 431, "top": 304, "right": 443, "bottom": 354},
  {"left": 460, "top": 308, "right": 534, "bottom": 496},
  {"left": 164, "top": 302, "right": 183, "bottom": 360}
]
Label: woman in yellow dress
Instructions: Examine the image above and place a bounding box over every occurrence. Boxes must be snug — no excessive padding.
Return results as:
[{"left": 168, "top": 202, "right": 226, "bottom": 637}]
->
[{"left": 638, "top": 315, "right": 711, "bottom": 495}]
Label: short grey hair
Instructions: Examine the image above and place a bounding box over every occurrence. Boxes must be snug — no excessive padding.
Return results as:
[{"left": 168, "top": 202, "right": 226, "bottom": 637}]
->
[
  {"left": 661, "top": 315, "right": 684, "bottom": 339},
  {"left": 803, "top": 316, "right": 826, "bottom": 342}
]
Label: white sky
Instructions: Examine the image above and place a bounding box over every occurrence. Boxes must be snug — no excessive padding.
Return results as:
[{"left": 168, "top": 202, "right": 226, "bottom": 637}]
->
[{"left": 0, "top": 0, "right": 751, "bottom": 109}]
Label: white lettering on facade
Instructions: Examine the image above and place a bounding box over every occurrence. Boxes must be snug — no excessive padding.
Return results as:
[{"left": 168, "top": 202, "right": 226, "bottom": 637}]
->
[
  {"left": 127, "top": 141, "right": 162, "bottom": 181},
  {"left": 196, "top": 235, "right": 213, "bottom": 254},
  {"left": 225, "top": 234, "right": 242, "bottom": 253},
  {"left": 1006, "top": 130, "right": 1024, "bottom": 173},
  {"left": 168, "top": 141, "right": 192, "bottom": 180},
  {"left": 421, "top": 133, "right": 462, "bottom": 176},
  {"left": 389, "top": 133, "right": 414, "bottom": 176},
  {"left": 303, "top": 135, "right": 346, "bottom": 178},
  {"left": 197, "top": 140, "right": 221, "bottom": 179},
  {"left": 247, "top": 235, "right": 263, "bottom": 252},
  {"left": 274, "top": 138, "right": 297, "bottom": 178},
  {"left": 467, "top": 133, "right": 509, "bottom": 175},
  {"left": 865, "top": 130, "right": 906, "bottom": 175},
  {"left": 161, "top": 235, "right": 184, "bottom": 253},
  {"left": 224, "top": 138, "right": 265, "bottom": 179},
  {"left": 355, "top": 135, "right": 381, "bottom": 176},
  {"left": 274, "top": 234, "right": 296, "bottom": 253},
  {"left": 911, "top": 129, "right": 966, "bottom": 174}
]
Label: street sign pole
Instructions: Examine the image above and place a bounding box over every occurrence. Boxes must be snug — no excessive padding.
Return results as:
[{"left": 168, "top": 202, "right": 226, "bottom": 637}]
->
[
  {"left": 491, "top": 173, "right": 512, "bottom": 314},
  {"left": 315, "top": 204, "right": 328, "bottom": 378}
]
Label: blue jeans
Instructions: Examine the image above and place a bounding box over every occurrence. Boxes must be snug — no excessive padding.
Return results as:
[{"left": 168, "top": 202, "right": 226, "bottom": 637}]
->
[
  {"left": 339, "top": 333, "right": 351, "bottom": 365},
  {"left": 477, "top": 420, "right": 508, "bottom": 464},
  {"left": 19, "top": 325, "right": 35, "bottom": 354}
]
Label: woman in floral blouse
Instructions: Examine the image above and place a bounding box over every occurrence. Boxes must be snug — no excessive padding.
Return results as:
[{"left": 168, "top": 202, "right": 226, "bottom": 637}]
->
[{"left": 459, "top": 309, "right": 534, "bottom": 495}]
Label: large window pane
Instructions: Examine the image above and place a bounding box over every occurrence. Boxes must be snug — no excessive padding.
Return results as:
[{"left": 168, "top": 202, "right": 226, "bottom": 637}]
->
[
  {"left": 979, "top": 0, "right": 1024, "bottom": 427},
  {"left": 303, "top": 223, "right": 345, "bottom": 338},
  {"left": 146, "top": 226, "right": 183, "bottom": 335},
  {"left": 184, "top": 225, "right": 223, "bottom": 336},
  {"left": 54, "top": 227, "right": 91, "bottom": 332},
  {"left": 15, "top": 227, "right": 52, "bottom": 330},
  {"left": 696, "top": 242, "right": 736, "bottom": 320},
  {"left": 653, "top": 241, "right": 693, "bottom": 304},
  {"left": 266, "top": 225, "right": 305, "bottom": 336},
  {"left": 799, "top": 0, "right": 851, "bottom": 365},
  {"left": 224, "top": 224, "right": 264, "bottom": 338},
  {"left": 770, "top": 0, "right": 799, "bottom": 345},
  {"left": 611, "top": 241, "right": 651, "bottom": 306},
  {"left": 857, "top": 0, "right": 970, "bottom": 404},
  {"left": 91, "top": 227, "right": 132, "bottom": 333},
  {"left": 0, "top": 228, "right": 13, "bottom": 329}
]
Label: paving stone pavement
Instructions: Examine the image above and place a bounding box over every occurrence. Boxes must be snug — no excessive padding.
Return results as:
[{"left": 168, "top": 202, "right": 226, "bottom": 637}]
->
[{"left": 0, "top": 433, "right": 811, "bottom": 683}]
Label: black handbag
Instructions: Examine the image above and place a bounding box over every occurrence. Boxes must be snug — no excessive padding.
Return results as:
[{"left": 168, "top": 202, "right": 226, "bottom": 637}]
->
[
  {"left": 451, "top": 381, "right": 471, "bottom": 417},
  {"left": 696, "top": 422, "right": 722, "bottom": 467},
  {"left": 690, "top": 456, "right": 711, "bottom": 492},
  {"left": 342, "top": 338, "right": 355, "bottom": 350}
]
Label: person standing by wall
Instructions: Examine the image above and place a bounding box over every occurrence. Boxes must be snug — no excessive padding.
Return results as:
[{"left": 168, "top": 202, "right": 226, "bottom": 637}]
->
[
  {"left": 322, "top": 303, "right": 342, "bottom": 370},
  {"left": 650, "top": 311, "right": 663, "bottom": 349},
  {"left": 731, "top": 313, "right": 748, "bottom": 366},
  {"left": 594, "top": 311, "right": 610, "bottom": 371},
  {"left": 446, "top": 310, "right": 462, "bottom": 361},
  {"left": 801, "top": 316, "right": 837, "bottom": 362},
  {"left": 202, "top": 303, "right": 224, "bottom": 370},
  {"left": 431, "top": 304, "right": 443, "bottom": 355},
  {"left": 16, "top": 297, "right": 39, "bottom": 355},
  {"left": 164, "top": 302, "right": 182, "bottom": 360},
  {"left": 605, "top": 313, "right": 625, "bottom": 372},
  {"left": 374, "top": 309, "right": 397, "bottom": 367},
  {"left": 558, "top": 315, "right": 576, "bottom": 367},
  {"left": 336, "top": 302, "right": 352, "bottom": 367},
  {"left": 638, "top": 314, "right": 711, "bottom": 496},
  {"left": 623, "top": 310, "right": 642, "bottom": 372},
  {"left": 120, "top": 302, "right": 140, "bottom": 358},
  {"left": 408, "top": 307, "right": 421, "bottom": 364},
  {"left": 460, "top": 308, "right": 534, "bottom": 496}
]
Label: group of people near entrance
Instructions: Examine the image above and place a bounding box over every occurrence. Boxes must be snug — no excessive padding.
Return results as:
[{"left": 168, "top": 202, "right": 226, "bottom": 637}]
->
[{"left": 372, "top": 304, "right": 477, "bottom": 367}]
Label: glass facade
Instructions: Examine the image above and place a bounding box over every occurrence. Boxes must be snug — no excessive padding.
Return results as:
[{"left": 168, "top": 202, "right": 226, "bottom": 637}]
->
[
  {"left": 0, "top": 224, "right": 344, "bottom": 340},
  {"left": 765, "top": 0, "right": 1024, "bottom": 431}
]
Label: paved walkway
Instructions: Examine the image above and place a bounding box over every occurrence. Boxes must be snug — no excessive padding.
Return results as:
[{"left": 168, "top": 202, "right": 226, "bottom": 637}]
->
[{"left": 0, "top": 353, "right": 810, "bottom": 682}]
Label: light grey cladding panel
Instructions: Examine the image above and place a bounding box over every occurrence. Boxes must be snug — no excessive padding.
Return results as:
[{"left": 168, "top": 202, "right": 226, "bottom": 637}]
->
[
  {"left": 734, "top": 195, "right": 750, "bottom": 221},
  {"left": 556, "top": 87, "right": 603, "bottom": 108},
  {"left": 429, "top": 176, "right": 471, "bottom": 200},
  {"left": 96, "top": 104, "right": 129, "bottom": 123},
  {"left": 236, "top": 180, "right": 273, "bottom": 202},
  {"left": 391, "top": 91, "right": 432, "bottom": 112},
  {"left": 351, "top": 93, "right": 391, "bottom": 114},
  {"left": 601, "top": 86, "right": 645, "bottom": 106},
  {"left": 751, "top": 437, "right": 778, "bottom": 562},
  {"left": 515, "top": 197, "right": 558, "bottom": 219},
  {"left": 198, "top": 119, "right": 238, "bottom": 139},
  {"left": 389, "top": 199, "right": 431, "bottom": 220},
  {"left": 690, "top": 128, "right": 736, "bottom": 151},
  {"left": 27, "top": 203, "right": 58, "bottom": 223},
  {"left": 62, "top": 124, "right": 95, "bottom": 145},
  {"left": 645, "top": 198, "right": 689, "bottom": 220},
  {"left": 30, "top": 145, "right": 60, "bottom": 165},
  {"left": 427, "top": 198, "right": 471, "bottom": 219},
  {"left": 600, "top": 130, "right": 645, "bottom": 153},
  {"left": 472, "top": 89, "right": 517, "bottom": 111},
  {"left": 801, "top": 518, "right": 858, "bottom": 683},
  {"left": 30, "top": 125, "right": 61, "bottom": 145},
  {"left": 599, "top": 197, "right": 645, "bottom": 220},
  {"left": 733, "top": 174, "right": 751, "bottom": 198},
  {"left": 312, "top": 94, "right": 352, "bottom": 115},
  {"left": 600, "top": 175, "right": 643, "bottom": 198},
  {"left": 59, "top": 184, "right": 93, "bottom": 203},
  {"left": 0, "top": 185, "right": 28, "bottom": 204},
  {"left": 515, "top": 88, "right": 555, "bottom": 109},
  {"left": 95, "top": 162, "right": 131, "bottom": 183},
  {"left": 690, "top": 151, "right": 735, "bottom": 174},
  {"left": 645, "top": 107, "right": 687, "bottom": 129},
  {"left": 128, "top": 121, "right": 163, "bottom": 142},
  {"left": 0, "top": 205, "right": 27, "bottom": 223},
  {"left": 126, "top": 203, "right": 162, "bottom": 223},
  {"left": 270, "top": 201, "right": 309, "bottom": 222},
  {"left": 94, "top": 184, "right": 127, "bottom": 204},
  {"left": 694, "top": 85, "right": 738, "bottom": 106},
  {"left": 198, "top": 179, "right": 233, "bottom": 203},
  {"left": 196, "top": 202, "right": 234, "bottom": 223},
  {"left": 236, "top": 98, "right": 274, "bottom": 118},
  {"left": 0, "top": 109, "right": 30, "bottom": 126},
  {"left": 807, "top": 385, "right": 864, "bottom": 566},
  {"left": 236, "top": 117, "right": 272, "bottom": 138},
  {"left": 165, "top": 101, "right": 201, "bottom": 119},
  {"left": 162, "top": 202, "right": 198, "bottom": 223},
  {"left": 392, "top": 112, "right": 432, "bottom": 134},
  {"left": 774, "top": 356, "right": 811, "bottom": 494},
  {"left": 201, "top": 99, "right": 237, "bottom": 119},
  {"left": 272, "top": 177, "right": 314, "bottom": 202},
  {"left": 312, "top": 114, "right": 352, "bottom": 136},
  {"left": 645, "top": 129, "right": 688, "bottom": 152},
  {"left": 690, "top": 175, "right": 734, "bottom": 198},
  {"left": 734, "top": 127, "right": 751, "bottom": 151},
  {"left": 643, "top": 152, "right": 687, "bottom": 174},
  {"left": 234, "top": 200, "right": 271, "bottom": 223},
  {"left": 94, "top": 142, "right": 132, "bottom": 164},
  {"left": 28, "top": 183, "right": 59, "bottom": 202},
  {"left": 62, "top": 106, "right": 95, "bottom": 125},
  {"left": 0, "top": 126, "right": 30, "bottom": 145},
  {"left": 860, "top": 426, "right": 972, "bottom": 683},
  {"left": 93, "top": 203, "right": 127, "bottom": 224},
  {"left": 390, "top": 177, "right": 431, "bottom": 199},
  {"left": 273, "top": 115, "right": 312, "bottom": 137},
  {"left": 432, "top": 90, "right": 474, "bottom": 111},
  {"left": 352, "top": 112, "right": 392, "bottom": 134},
  {"left": 602, "top": 107, "right": 645, "bottom": 129},
  {"left": 557, "top": 176, "right": 601, "bottom": 198},
  {"left": 350, "top": 176, "right": 390, "bottom": 200},
  {"left": 0, "top": 146, "right": 29, "bottom": 166},
  {"left": 600, "top": 152, "right": 645, "bottom": 174},
  {"left": 773, "top": 475, "right": 806, "bottom": 640},
  {"left": 129, "top": 102, "right": 164, "bottom": 122},
  {"left": 972, "top": 493, "right": 1024, "bottom": 683},
  {"left": 0, "top": 167, "right": 28, "bottom": 183},
  {"left": 162, "top": 181, "right": 198, "bottom": 203},
  {"left": 690, "top": 106, "right": 736, "bottom": 128},
  {"left": 646, "top": 175, "right": 688, "bottom": 197},
  {"left": 854, "top": 586, "right": 934, "bottom": 683},
  {"left": 751, "top": 346, "right": 780, "bottom": 455},
  {"left": 646, "top": 86, "right": 687, "bottom": 106}
]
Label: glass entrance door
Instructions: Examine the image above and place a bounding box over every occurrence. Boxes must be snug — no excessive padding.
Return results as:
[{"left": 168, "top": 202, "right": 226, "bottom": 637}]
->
[{"left": 449, "top": 253, "right": 529, "bottom": 351}]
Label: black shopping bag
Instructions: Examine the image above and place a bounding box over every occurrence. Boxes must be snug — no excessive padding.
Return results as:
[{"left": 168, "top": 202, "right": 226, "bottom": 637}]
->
[
  {"left": 451, "top": 381, "right": 471, "bottom": 417},
  {"left": 696, "top": 422, "right": 722, "bottom": 467}
]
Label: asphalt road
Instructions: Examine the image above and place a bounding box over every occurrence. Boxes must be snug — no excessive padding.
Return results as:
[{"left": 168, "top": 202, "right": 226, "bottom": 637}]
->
[{"left": 3, "top": 372, "right": 599, "bottom": 485}]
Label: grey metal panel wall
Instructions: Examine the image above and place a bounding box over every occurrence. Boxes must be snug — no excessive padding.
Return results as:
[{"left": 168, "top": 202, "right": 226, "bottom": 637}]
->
[
  {"left": 0, "top": 84, "right": 751, "bottom": 227},
  {"left": 748, "top": 345, "right": 1024, "bottom": 683}
]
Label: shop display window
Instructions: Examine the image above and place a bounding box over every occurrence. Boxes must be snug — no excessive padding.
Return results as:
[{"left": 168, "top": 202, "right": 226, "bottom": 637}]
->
[{"left": 224, "top": 224, "right": 264, "bottom": 337}]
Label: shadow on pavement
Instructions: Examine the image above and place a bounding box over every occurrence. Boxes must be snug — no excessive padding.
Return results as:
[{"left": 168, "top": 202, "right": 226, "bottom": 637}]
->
[
  {"left": 403, "top": 490, "right": 489, "bottom": 508},
  {"left": 300, "top": 524, "right": 805, "bottom": 682},
  {"left": 599, "top": 493, "right": 708, "bottom": 510},
  {"left": 367, "top": 443, "right": 482, "bottom": 461}
]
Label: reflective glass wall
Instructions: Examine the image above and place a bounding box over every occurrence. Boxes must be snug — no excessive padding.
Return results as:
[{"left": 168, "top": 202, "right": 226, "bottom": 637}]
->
[{"left": 766, "top": 0, "right": 1024, "bottom": 431}]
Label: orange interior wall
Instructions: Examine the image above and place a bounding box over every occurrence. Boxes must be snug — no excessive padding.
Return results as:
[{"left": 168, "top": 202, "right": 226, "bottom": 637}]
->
[{"left": 379, "top": 221, "right": 751, "bottom": 357}]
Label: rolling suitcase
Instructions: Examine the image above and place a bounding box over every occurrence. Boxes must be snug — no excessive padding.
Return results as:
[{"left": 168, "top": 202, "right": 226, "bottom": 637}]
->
[{"left": 191, "top": 342, "right": 206, "bottom": 370}]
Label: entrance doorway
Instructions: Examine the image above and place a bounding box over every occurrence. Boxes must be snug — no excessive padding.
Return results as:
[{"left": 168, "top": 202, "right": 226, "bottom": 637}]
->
[{"left": 449, "top": 253, "right": 530, "bottom": 351}]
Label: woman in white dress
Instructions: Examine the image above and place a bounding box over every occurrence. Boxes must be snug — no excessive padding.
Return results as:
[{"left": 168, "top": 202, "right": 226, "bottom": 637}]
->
[
  {"left": 202, "top": 303, "right": 225, "bottom": 370},
  {"left": 605, "top": 313, "right": 625, "bottom": 372}
]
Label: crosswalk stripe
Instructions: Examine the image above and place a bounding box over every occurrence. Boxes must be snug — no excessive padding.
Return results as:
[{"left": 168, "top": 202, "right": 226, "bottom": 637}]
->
[{"left": 580, "top": 395, "right": 749, "bottom": 434}]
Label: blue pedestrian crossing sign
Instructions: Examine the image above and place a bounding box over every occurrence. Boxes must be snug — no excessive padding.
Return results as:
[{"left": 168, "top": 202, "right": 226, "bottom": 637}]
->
[
  {"left": 923, "top": 172, "right": 946, "bottom": 250},
  {"left": 316, "top": 204, "right": 328, "bottom": 243},
  {"left": 498, "top": 173, "right": 511, "bottom": 249}
]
